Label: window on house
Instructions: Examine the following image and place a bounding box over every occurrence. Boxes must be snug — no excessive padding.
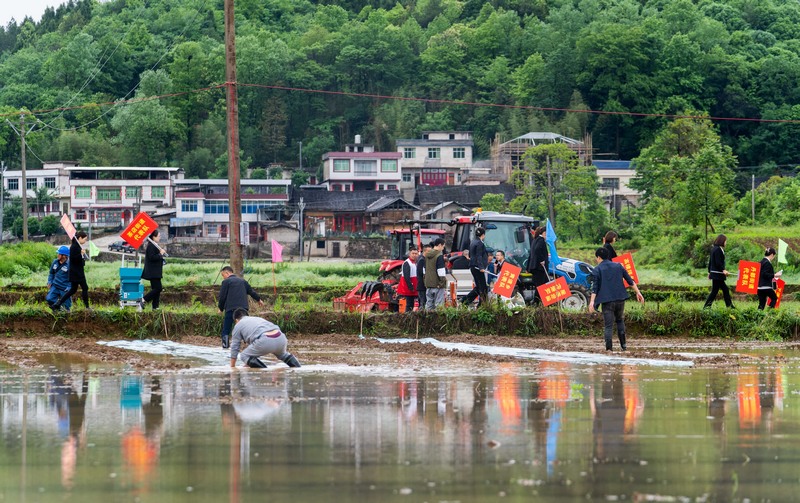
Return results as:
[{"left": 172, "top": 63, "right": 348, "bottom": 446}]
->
[
  {"left": 333, "top": 159, "right": 350, "bottom": 172},
  {"left": 44, "top": 177, "right": 56, "bottom": 189},
  {"left": 602, "top": 178, "right": 620, "bottom": 189},
  {"left": 126, "top": 187, "right": 140, "bottom": 199},
  {"left": 75, "top": 186, "right": 91, "bottom": 198},
  {"left": 402, "top": 173, "right": 412, "bottom": 183},
  {"left": 206, "top": 223, "right": 218, "bottom": 235},
  {"left": 151, "top": 186, "right": 165, "bottom": 198},
  {"left": 381, "top": 159, "right": 397, "bottom": 172},
  {"left": 449, "top": 134, "right": 455, "bottom": 140},
  {"left": 403, "top": 148, "right": 415, "bottom": 159},
  {"left": 354, "top": 160, "right": 377, "bottom": 176},
  {"left": 7, "top": 179, "right": 19, "bottom": 191},
  {"left": 204, "top": 201, "right": 229, "bottom": 214},
  {"left": 181, "top": 200, "right": 198, "bottom": 212},
  {"left": 387, "top": 184, "right": 397, "bottom": 190},
  {"left": 97, "top": 188, "right": 121, "bottom": 201},
  {"left": 27, "top": 178, "right": 37, "bottom": 190},
  {"left": 428, "top": 148, "right": 440, "bottom": 159},
  {"left": 422, "top": 134, "right": 429, "bottom": 140},
  {"left": 453, "top": 147, "right": 465, "bottom": 159},
  {"left": 378, "top": 184, "right": 384, "bottom": 190}
]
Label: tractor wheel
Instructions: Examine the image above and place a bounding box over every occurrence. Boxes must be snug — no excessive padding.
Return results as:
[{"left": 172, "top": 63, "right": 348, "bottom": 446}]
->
[{"left": 561, "top": 285, "right": 589, "bottom": 311}]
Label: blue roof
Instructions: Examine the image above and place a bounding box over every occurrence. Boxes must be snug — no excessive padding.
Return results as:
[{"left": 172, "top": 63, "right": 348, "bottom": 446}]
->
[{"left": 593, "top": 160, "right": 633, "bottom": 170}]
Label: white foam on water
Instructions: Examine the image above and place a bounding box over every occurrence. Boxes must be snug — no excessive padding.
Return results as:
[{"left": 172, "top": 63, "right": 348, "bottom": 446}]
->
[
  {"left": 375, "top": 337, "right": 695, "bottom": 367},
  {"left": 98, "top": 336, "right": 693, "bottom": 375}
]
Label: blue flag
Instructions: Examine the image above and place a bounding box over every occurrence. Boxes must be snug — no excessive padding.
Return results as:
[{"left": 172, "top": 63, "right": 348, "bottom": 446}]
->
[{"left": 545, "top": 219, "right": 561, "bottom": 266}]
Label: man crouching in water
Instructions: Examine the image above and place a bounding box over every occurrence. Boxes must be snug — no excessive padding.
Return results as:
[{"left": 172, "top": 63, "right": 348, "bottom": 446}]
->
[{"left": 229, "top": 308, "right": 301, "bottom": 368}]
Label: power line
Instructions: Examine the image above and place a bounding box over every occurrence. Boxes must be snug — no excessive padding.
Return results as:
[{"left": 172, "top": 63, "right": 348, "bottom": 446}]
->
[{"left": 4, "top": 81, "right": 800, "bottom": 126}]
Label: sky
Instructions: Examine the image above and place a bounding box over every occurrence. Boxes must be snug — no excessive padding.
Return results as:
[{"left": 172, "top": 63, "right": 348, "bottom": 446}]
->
[{"left": 2, "top": 1, "right": 68, "bottom": 27}]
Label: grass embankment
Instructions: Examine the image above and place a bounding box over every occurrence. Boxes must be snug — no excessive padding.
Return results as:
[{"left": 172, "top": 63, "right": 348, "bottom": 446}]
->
[{"left": 3, "top": 242, "right": 800, "bottom": 341}]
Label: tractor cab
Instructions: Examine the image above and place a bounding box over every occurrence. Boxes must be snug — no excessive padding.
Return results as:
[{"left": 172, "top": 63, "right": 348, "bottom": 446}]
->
[{"left": 450, "top": 212, "right": 538, "bottom": 269}]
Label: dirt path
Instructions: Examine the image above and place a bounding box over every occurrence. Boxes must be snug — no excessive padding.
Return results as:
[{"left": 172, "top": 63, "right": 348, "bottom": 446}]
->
[{"left": 0, "top": 333, "right": 794, "bottom": 371}]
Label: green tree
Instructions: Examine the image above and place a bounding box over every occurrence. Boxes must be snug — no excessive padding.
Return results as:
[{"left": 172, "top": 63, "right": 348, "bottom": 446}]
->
[
  {"left": 40, "top": 214, "right": 59, "bottom": 236},
  {"left": 478, "top": 193, "right": 506, "bottom": 212}
]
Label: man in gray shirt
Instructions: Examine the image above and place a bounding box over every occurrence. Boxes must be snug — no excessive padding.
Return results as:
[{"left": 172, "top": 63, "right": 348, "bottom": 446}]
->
[{"left": 229, "top": 308, "right": 301, "bottom": 368}]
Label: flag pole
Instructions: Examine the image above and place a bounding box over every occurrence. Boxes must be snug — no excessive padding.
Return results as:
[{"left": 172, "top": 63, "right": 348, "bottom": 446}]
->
[{"left": 272, "top": 261, "right": 277, "bottom": 295}]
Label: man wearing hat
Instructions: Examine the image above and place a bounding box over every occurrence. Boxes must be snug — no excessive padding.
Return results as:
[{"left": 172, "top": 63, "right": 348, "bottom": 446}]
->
[{"left": 47, "top": 246, "right": 72, "bottom": 312}]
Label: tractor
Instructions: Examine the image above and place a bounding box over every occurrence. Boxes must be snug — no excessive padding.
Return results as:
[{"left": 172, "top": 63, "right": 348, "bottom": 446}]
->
[{"left": 334, "top": 211, "right": 595, "bottom": 311}]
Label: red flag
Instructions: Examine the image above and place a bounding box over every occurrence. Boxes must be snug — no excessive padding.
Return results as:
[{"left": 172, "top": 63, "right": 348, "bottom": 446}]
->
[
  {"left": 491, "top": 263, "right": 522, "bottom": 298},
  {"left": 612, "top": 252, "right": 639, "bottom": 287},
  {"left": 120, "top": 212, "right": 158, "bottom": 249},
  {"left": 774, "top": 279, "right": 786, "bottom": 309},
  {"left": 271, "top": 239, "right": 283, "bottom": 263},
  {"left": 735, "top": 260, "right": 761, "bottom": 294},
  {"left": 536, "top": 276, "right": 572, "bottom": 307},
  {"left": 60, "top": 214, "right": 76, "bottom": 240}
]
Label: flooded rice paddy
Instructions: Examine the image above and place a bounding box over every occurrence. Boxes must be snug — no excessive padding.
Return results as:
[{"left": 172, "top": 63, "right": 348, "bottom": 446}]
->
[{"left": 1, "top": 337, "right": 799, "bottom": 502}]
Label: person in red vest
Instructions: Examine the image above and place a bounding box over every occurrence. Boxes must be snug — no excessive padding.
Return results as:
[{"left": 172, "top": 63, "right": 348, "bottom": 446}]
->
[{"left": 396, "top": 248, "right": 419, "bottom": 313}]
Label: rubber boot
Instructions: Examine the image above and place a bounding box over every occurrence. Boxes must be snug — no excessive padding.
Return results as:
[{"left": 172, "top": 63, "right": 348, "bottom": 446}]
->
[
  {"left": 221, "top": 334, "right": 229, "bottom": 349},
  {"left": 281, "top": 353, "right": 301, "bottom": 368},
  {"left": 246, "top": 356, "right": 268, "bottom": 368}
]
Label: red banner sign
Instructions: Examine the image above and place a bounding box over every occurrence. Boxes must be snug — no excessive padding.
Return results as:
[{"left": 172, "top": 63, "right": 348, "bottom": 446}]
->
[
  {"left": 492, "top": 263, "right": 522, "bottom": 298},
  {"left": 121, "top": 212, "right": 158, "bottom": 249},
  {"left": 735, "top": 260, "right": 761, "bottom": 294},
  {"left": 612, "top": 252, "right": 639, "bottom": 287},
  {"left": 774, "top": 278, "right": 786, "bottom": 309},
  {"left": 536, "top": 276, "right": 572, "bottom": 307},
  {"left": 60, "top": 213, "right": 76, "bottom": 240}
]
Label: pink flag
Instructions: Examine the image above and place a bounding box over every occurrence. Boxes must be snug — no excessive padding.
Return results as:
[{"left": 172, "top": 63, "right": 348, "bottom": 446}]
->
[
  {"left": 60, "top": 214, "right": 76, "bottom": 240},
  {"left": 271, "top": 239, "right": 283, "bottom": 263}
]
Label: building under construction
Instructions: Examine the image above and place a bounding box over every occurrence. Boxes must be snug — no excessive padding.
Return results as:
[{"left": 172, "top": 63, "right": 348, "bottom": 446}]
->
[{"left": 490, "top": 132, "right": 593, "bottom": 180}]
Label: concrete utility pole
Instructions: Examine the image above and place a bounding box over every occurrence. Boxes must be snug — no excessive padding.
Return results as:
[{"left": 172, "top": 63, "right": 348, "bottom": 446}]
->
[
  {"left": 298, "top": 197, "right": 305, "bottom": 260},
  {"left": 0, "top": 162, "right": 6, "bottom": 244},
  {"left": 224, "top": 0, "right": 243, "bottom": 274},
  {"left": 19, "top": 115, "right": 28, "bottom": 241}
]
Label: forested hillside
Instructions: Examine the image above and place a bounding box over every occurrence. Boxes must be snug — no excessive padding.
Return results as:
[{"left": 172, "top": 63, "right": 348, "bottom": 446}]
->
[{"left": 1, "top": 0, "right": 799, "bottom": 177}]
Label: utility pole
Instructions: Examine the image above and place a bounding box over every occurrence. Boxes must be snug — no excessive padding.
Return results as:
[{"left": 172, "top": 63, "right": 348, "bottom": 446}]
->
[
  {"left": 751, "top": 174, "right": 755, "bottom": 224},
  {"left": 6, "top": 114, "right": 35, "bottom": 241},
  {"left": 0, "top": 161, "right": 6, "bottom": 244},
  {"left": 546, "top": 155, "right": 555, "bottom": 227},
  {"left": 224, "top": 0, "right": 243, "bottom": 274},
  {"left": 19, "top": 114, "right": 28, "bottom": 241},
  {"left": 299, "top": 141, "right": 303, "bottom": 171},
  {"left": 298, "top": 197, "right": 305, "bottom": 260}
]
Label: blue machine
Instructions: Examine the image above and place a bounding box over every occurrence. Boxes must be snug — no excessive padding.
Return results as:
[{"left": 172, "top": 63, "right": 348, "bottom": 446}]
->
[{"left": 119, "top": 266, "right": 144, "bottom": 309}]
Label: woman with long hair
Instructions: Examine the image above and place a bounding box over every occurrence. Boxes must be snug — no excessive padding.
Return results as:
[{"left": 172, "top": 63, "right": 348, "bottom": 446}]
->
[{"left": 703, "top": 234, "right": 734, "bottom": 309}]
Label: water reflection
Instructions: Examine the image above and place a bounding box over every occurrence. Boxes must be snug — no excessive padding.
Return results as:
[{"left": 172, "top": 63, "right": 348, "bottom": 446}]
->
[{"left": 1, "top": 356, "right": 800, "bottom": 501}]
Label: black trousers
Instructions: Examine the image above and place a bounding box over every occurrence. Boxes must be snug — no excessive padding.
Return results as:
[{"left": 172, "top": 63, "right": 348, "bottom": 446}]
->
[
  {"left": 704, "top": 279, "right": 733, "bottom": 308},
  {"left": 463, "top": 267, "right": 488, "bottom": 306},
  {"left": 757, "top": 289, "right": 778, "bottom": 310},
  {"left": 601, "top": 300, "right": 626, "bottom": 350},
  {"left": 417, "top": 289, "right": 426, "bottom": 311},
  {"left": 144, "top": 278, "right": 163, "bottom": 309},
  {"left": 56, "top": 279, "right": 89, "bottom": 309}
]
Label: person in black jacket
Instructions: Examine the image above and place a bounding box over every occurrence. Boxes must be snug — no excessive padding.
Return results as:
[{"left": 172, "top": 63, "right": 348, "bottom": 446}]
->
[
  {"left": 462, "top": 228, "right": 489, "bottom": 306},
  {"left": 527, "top": 226, "right": 550, "bottom": 297},
  {"left": 589, "top": 247, "right": 644, "bottom": 351},
  {"left": 52, "top": 231, "right": 90, "bottom": 312},
  {"left": 416, "top": 243, "right": 430, "bottom": 311},
  {"left": 757, "top": 247, "right": 782, "bottom": 310},
  {"left": 703, "top": 234, "right": 734, "bottom": 309},
  {"left": 603, "top": 231, "right": 619, "bottom": 260},
  {"left": 218, "top": 266, "right": 264, "bottom": 348},
  {"left": 140, "top": 229, "right": 166, "bottom": 310}
]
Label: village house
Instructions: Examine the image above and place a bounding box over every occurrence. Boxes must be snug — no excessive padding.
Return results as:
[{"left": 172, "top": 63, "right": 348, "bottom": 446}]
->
[
  {"left": 321, "top": 135, "right": 402, "bottom": 192},
  {"left": 395, "top": 131, "right": 474, "bottom": 200}
]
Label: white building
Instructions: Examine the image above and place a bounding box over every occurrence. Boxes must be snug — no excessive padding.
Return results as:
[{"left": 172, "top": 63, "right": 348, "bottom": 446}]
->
[
  {"left": 593, "top": 160, "right": 641, "bottom": 214},
  {"left": 395, "top": 131, "right": 474, "bottom": 199},
  {"left": 65, "top": 166, "right": 182, "bottom": 228},
  {"left": 321, "top": 136, "right": 402, "bottom": 191},
  {"left": 172, "top": 178, "right": 291, "bottom": 240},
  {"left": 2, "top": 161, "right": 73, "bottom": 216}
]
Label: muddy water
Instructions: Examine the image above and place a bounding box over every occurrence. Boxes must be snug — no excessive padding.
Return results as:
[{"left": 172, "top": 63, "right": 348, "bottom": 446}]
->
[{"left": 0, "top": 345, "right": 798, "bottom": 502}]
